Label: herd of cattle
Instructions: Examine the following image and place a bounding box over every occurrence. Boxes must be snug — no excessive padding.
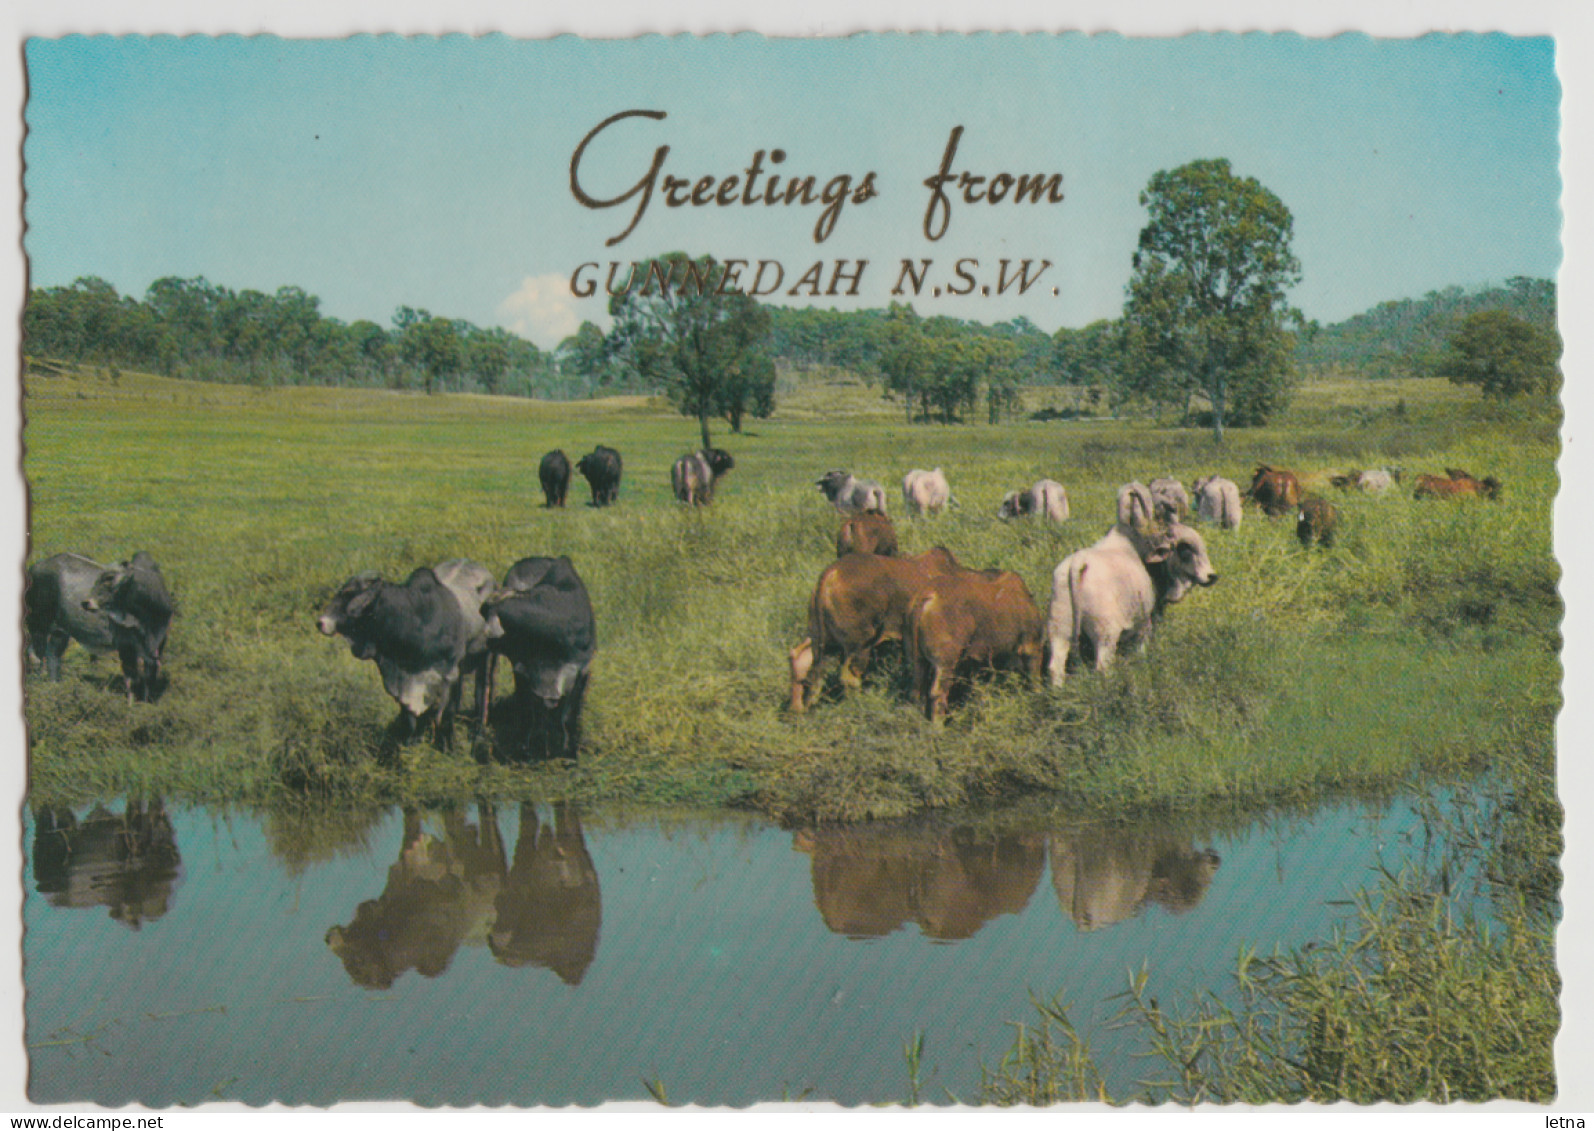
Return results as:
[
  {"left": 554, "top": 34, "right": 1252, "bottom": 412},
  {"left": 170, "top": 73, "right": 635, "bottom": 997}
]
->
[{"left": 23, "top": 448, "right": 1504, "bottom": 757}]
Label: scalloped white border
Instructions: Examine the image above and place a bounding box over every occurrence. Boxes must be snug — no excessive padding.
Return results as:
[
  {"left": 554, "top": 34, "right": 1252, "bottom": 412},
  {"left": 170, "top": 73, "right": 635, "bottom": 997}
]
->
[{"left": 2, "top": 3, "right": 1587, "bottom": 1120}]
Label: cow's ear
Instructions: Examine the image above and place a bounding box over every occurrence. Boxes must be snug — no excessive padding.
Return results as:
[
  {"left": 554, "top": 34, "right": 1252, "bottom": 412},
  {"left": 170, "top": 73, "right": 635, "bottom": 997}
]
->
[{"left": 345, "top": 586, "right": 380, "bottom": 620}]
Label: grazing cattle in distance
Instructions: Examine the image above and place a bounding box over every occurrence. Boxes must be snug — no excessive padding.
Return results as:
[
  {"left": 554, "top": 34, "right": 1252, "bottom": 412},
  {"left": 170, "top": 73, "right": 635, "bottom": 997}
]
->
[
  {"left": 1296, "top": 498, "right": 1340, "bottom": 548},
  {"left": 1149, "top": 478, "right": 1190, "bottom": 524},
  {"left": 1115, "top": 481, "right": 1156, "bottom": 528},
  {"left": 1045, "top": 519, "right": 1218, "bottom": 685},
  {"left": 816, "top": 469, "right": 888, "bottom": 515},
  {"left": 906, "top": 569, "right": 1047, "bottom": 723},
  {"left": 902, "top": 468, "right": 952, "bottom": 515},
  {"left": 480, "top": 556, "right": 597, "bottom": 761},
  {"left": 26, "top": 552, "right": 121, "bottom": 680},
  {"left": 998, "top": 479, "right": 1070, "bottom": 523},
  {"left": 1247, "top": 465, "right": 1303, "bottom": 517},
  {"left": 317, "top": 559, "right": 496, "bottom": 740},
  {"left": 1329, "top": 467, "right": 1401, "bottom": 493},
  {"left": 1192, "top": 476, "right": 1243, "bottom": 530},
  {"left": 671, "top": 448, "right": 735, "bottom": 506},
  {"left": 538, "top": 450, "right": 571, "bottom": 508},
  {"left": 81, "top": 551, "right": 176, "bottom": 703},
  {"left": 788, "top": 546, "right": 962, "bottom": 712},
  {"left": 576, "top": 445, "right": 623, "bottom": 507},
  {"left": 836, "top": 512, "right": 898, "bottom": 558},
  {"left": 1414, "top": 468, "right": 1502, "bottom": 500}
]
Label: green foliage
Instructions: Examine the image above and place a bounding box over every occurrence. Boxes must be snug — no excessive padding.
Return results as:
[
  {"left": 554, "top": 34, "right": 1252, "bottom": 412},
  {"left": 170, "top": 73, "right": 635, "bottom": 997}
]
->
[
  {"left": 1298, "top": 277, "right": 1557, "bottom": 377},
  {"left": 1436, "top": 309, "right": 1562, "bottom": 399},
  {"left": 606, "top": 252, "right": 776, "bottom": 446},
  {"left": 877, "top": 304, "right": 1024, "bottom": 423},
  {"left": 1123, "top": 158, "right": 1304, "bottom": 439}
]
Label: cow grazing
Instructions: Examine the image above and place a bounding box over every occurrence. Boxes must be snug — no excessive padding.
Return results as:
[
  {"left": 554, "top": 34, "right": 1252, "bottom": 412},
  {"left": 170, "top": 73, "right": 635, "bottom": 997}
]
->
[
  {"left": 998, "top": 479, "right": 1070, "bottom": 523},
  {"left": 1192, "top": 475, "right": 1243, "bottom": 530},
  {"left": 81, "top": 552, "right": 176, "bottom": 703},
  {"left": 788, "top": 546, "right": 962, "bottom": 712},
  {"left": 317, "top": 559, "right": 496, "bottom": 740},
  {"left": 576, "top": 445, "right": 623, "bottom": 507},
  {"left": 671, "top": 448, "right": 735, "bottom": 506},
  {"left": 836, "top": 512, "right": 898, "bottom": 558},
  {"left": 1247, "top": 465, "right": 1302, "bottom": 517},
  {"left": 1045, "top": 520, "right": 1218, "bottom": 685},
  {"left": 1355, "top": 468, "right": 1401, "bottom": 493},
  {"left": 480, "top": 556, "right": 597, "bottom": 761},
  {"left": 1414, "top": 468, "right": 1502, "bottom": 500},
  {"left": 538, "top": 450, "right": 571, "bottom": 508},
  {"left": 26, "top": 552, "right": 120, "bottom": 680},
  {"left": 816, "top": 469, "right": 888, "bottom": 515},
  {"left": 902, "top": 468, "right": 952, "bottom": 515},
  {"left": 1149, "top": 478, "right": 1190, "bottom": 523},
  {"left": 1296, "top": 497, "right": 1339, "bottom": 548},
  {"left": 1115, "top": 481, "right": 1156, "bottom": 528},
  {"left": 906, "top": 569, "right": 1047, "bottom": 723}
]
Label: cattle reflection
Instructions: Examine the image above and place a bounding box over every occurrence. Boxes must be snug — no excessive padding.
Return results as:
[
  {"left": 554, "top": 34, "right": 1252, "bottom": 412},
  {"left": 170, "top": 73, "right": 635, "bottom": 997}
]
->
[
  {"left": 795, "top": 823, "right": 1045, "bottom": 942},
  {"left": 1048, "top": 826, "right": 1221, "bottom": 932},
  {"left": 326, "top": 805, "right": 507, "bottom": 989},
  {"left": 31, "top": 799, "right": 183, "bottom": 929},
  {"left": 488, "top": 803, "right": 601, "bottom": 985},
  {"left": 325, "top": 802, "right": 601, "bottom": 989}
]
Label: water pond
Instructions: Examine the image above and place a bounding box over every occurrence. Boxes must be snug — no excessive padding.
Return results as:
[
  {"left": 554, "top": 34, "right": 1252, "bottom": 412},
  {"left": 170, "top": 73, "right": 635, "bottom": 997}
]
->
[{"left": 24, "top": 792, "right": 1460, "bottom": 1107}]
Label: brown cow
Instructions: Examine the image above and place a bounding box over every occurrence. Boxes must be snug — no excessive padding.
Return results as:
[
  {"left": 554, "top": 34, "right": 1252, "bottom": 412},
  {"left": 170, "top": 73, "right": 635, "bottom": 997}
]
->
[
  {"left": 906, "top": 569, "right": 1046, "bottom": 723},
  {"left": 1414, "top": 468, "right": 1502, "bottom": 500},
  {"left": 836, "top": 512, "right": 898, "bottom": 558},
  {"left": 1296, "top": 497, "right": 1339, "bottom": 548},
  {"left": 788, "top": 546, "right": 962, "bottom": 712},
  {"left": 1247, "top": 465, "right": 1302, "bottom": 516}
]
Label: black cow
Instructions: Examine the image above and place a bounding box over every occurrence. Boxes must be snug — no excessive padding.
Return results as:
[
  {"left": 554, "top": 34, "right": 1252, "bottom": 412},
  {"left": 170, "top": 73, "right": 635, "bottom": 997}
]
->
[
  {"left": 77, "top": 552, "right": 175, "bottom": 703},
  {"left": 26, "top": 552, "right": 119, "bottom": 680},
  {"left": 317, "top": 559, "right": 496, "bottom": 741},
  {"left": 481, "top": 556, "right": 597, "bottom": 761},
  {"left": 576, "top": 445, "right": 623, "bottom": 507},
  {"left": 538, "top": 450, "right": 571, "bottom": 508}
]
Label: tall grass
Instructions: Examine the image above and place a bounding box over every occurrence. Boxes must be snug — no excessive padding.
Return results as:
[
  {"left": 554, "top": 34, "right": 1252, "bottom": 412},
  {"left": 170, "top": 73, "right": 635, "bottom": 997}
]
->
[{"left": 23, "top": 367, "right": 1561, "bottom": 821}]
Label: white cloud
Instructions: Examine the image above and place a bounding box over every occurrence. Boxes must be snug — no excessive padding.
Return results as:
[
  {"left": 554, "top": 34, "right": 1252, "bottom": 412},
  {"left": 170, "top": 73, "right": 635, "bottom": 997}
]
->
[{"left": 495, "top": 273, "right": 606, "bottom": 352}]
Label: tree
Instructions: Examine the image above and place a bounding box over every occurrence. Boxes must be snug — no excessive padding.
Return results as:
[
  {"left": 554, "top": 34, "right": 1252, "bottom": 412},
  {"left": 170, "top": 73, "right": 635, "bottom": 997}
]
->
[
  {"left": 1123, "top": 158, "right": 1304, "bottom": 441},
  {"left": 607, "top": 252, "right": 774, "bottom": 448},
  {"left": 1437, "top": 309, "right": 1561, "bottom": 399},
  {"left": 397, "top": 311, "right": 463, "bottom": 394}
]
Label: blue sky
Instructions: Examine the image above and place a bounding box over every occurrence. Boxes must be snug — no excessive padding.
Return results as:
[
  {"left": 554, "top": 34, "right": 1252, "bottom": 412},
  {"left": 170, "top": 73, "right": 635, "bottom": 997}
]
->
[{"left": 24, "top": 33, "right": 1561, "bottom": 348}]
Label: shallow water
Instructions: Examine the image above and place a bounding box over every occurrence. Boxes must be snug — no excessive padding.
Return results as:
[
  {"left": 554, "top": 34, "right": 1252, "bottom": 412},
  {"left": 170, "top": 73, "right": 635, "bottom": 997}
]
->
[{"left": 24, "top": 793, "right": 1457, "bottom": 1106}]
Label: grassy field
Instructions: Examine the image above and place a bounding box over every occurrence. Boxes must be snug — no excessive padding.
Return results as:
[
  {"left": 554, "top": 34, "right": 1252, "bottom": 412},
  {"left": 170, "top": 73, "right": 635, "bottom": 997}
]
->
[{"left": 22, "top": 364, "right": 1561, "bottom": 824}]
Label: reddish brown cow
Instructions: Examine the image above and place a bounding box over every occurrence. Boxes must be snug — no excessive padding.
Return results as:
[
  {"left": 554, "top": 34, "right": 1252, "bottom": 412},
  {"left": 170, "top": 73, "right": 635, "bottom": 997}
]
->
[
  {"left": 1414, "top": 468, "right": 1502, "bottom": 500},
  {"left": 906, "top": 569, "right": 1046, "bottom": 723},
  {"left": 836, "top": 512, "right": 899, "bottom": 558},
  {"left": 788, "top": 546, "right": 962, "bottom": 712},
  {"left": 1247, "top": 465, "right": 1302, "bottom": 516}
]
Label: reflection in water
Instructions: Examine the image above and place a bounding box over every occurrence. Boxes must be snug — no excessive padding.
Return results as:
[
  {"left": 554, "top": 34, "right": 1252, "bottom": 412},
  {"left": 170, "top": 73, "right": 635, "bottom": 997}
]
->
[
  {"left": 1049, "top": 826, "right": 1221, "bottom": 932},
  {"left": 31, "top": 799, "right": 183, "bottom": 929},
  {"left": 795, "top": 823, "right": 1046, "bottom": 941},
  {"left": 796, "top": 815, "right": 1222, "bottom": 941},
  {"left": 489, "top": 803, "right": 601, "bottom": 985},
  {"left": 325, "top": 805, "right": 507, "bottom": 989},
  {"left": 324, "top": 802, "right": 601, "bottom": 989}
]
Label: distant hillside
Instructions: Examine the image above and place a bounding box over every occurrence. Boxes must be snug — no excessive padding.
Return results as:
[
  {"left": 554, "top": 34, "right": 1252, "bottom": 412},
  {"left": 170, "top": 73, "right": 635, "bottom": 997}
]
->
[{"left": 1297, "top": 277, "right": 1556, "bottom": 378}]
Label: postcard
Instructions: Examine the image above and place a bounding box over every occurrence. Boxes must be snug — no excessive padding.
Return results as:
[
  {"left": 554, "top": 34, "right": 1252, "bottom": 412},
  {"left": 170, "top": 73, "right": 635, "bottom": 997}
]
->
[{"left": 9, "top": 15, "right": 1581, "bottom": 1114}]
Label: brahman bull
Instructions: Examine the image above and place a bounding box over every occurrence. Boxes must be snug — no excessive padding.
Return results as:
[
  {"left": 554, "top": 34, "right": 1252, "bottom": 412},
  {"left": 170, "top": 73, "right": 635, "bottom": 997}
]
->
[
  {"left": 999, "top": 479, "right": 1070, "bottom": 523},
  {"left": 902, "top": 468, "right": 952, "bottom": 515},
  {"left": 1115, "top": 481, "right": 1156, "bottom": 528},
  {"left": 1414, "top": 468, "right": 1502, "bottom": 500},
  {"left": 671, "top": 447, "right": 735, "bottom": 506},
  {"left": 1192, "top": 475, "right": 1243, "bottom": 530},
  {"left": 1045, "top": 520, "right": 1218, "bottom": 685},
  {"left": 836, "top": 512, "right": 898, "bottom": 558},
  {"left": 906, "top": 568, "right": 1047, "bottom": 723},
  {"left": 1149, "top": 478, "right": 1190, "bottom": 523},
  {"left": 816, "top": 469, "right": 888, "bottom": 515},
  {"left": 1247, "top": 465, "right": 1302, "bottom": 516},
  {"left": 787, "top": 546, "right": 962, "bottom": 712}
]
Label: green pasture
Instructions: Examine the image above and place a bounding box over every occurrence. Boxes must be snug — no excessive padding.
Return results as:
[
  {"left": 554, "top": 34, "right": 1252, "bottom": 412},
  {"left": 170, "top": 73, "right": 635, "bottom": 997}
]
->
[{"left": 22, "top": 365, "right": 1561, "bottom": 822}]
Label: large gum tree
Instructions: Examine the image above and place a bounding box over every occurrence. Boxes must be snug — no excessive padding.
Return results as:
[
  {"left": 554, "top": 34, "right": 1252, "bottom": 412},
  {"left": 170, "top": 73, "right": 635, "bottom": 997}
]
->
[{"left": 1123, "top": 158, "right": 1304, "bottom": 442}]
